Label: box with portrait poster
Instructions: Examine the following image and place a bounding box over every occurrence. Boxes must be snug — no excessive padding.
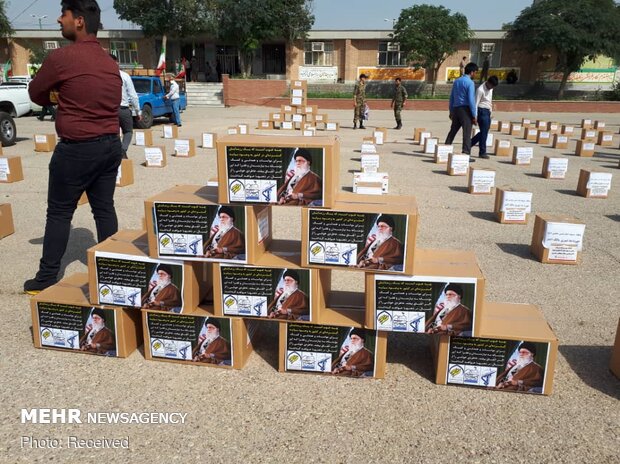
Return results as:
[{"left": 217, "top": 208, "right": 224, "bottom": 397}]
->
[
  {"left": 142, "top": 308, "right": 254, "bottom": 369},
  {"left": 212, "top": 240, "right": 319, "bottom": 323},
  {"left": 34, "top": 134, "right": 57, "bottom": 152},
  {"left": 302, "top": 194, "right": 418, "bottom": 275},
  {"left": 610, "top": 318, "right": 620, "bottom": 379},
  {"left": 0, "top": 203, "right": 14, "bottom": 239},
  {"left": 494, "top": 187, "right": 532, "bottom": 224},
  {"left": 576, "top": 169, "right": 613, "bottom": 199},
  {"left": 542, "top": 156, "right": 568, "bottom": 179},
  {"left": 116, "top": 158, "right": 134, "bottom": 187},
  {"left": 0, "top": 156, "right": 24, "bottom": 183},
  {"left": 87, "top": 229, "right": 209, "bottom": 313},
  {"left": 431, "top": 301, "right": 558, "bottom": 395},
  {"left": 279, "top": 323, "right": 387, "bottom": 379},
  {"left": 312, "top": 268, "right": 366, "bottom": 327},
  {"left": 134, "top": 129, "right": 153, "bottom": 146},
  {"left": 530, "top": 213, "right": 585, "bottom": 265},
  {"left": 144, "top": 184, "right": 271, "bottom": 265},
  {"left": 216, "top": 134, "right": 340, "bottom": 208},
  {"left": 31, "top": 273, "right": 142, "bottom": 358},
  {"left": 365, "top": 248, "right": 485, "bottom": 336}
]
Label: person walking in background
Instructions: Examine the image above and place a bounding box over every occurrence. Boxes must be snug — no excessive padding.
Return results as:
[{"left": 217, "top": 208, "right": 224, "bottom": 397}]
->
[
  {"left": 164, "top": 74, "right": 181, "bottom": 127},
  {"left": 445, "top": 62, "right": 478, "bottom": 158},
  {"left": 471, "top": 76, "right": 499, "bottom": 159},
  {"left": 459, "top": 56, "right": 467, "bottom": 76},
  {"left": 110, "top": 54, "right": 141, "bottom": 159},
  {"left": 353, "top": 73, "right": 367, "bottom": 130},
  {"left": 391, "top": 77, "right": 408, "bottom": 130}
]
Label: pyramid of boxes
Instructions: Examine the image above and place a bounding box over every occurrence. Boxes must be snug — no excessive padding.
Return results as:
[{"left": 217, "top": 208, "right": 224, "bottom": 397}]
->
[{"left": 30, "top": 113, "right": 565, "bottom": 396}]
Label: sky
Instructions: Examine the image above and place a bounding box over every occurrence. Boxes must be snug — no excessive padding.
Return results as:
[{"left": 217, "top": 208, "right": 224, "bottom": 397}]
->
[{"left": 6, "top": 0, "right": 533, "bottom": 31}]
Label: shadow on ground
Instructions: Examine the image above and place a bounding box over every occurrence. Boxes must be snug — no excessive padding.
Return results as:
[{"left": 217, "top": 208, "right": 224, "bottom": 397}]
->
[{"left": 559, "top": 345, "right": 620, "bottom": 400}]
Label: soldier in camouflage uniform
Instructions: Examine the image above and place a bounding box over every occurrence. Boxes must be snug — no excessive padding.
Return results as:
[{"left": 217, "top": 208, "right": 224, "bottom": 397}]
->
[
  {"left": 391, "top": 77, "right": 408, "bottom": 130},
  {"left": 353, "top": 73, "right": 367, "bottom": 129}
]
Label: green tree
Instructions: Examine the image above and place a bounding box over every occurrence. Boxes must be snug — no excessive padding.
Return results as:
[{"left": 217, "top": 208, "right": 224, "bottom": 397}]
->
[
  {"left": 392, "top": 4, "right": 472, "bottom": 97},
  {"left": 113, "top": 0, "right": 216, "bottom": 70},
  {"left": 0, "top": 0, "right": 13, "bottom": 37},
  {"left": 505, "top": 0, "right": 620, "bottom": 99},
  {"left": 216, "top": 0, "right": 314, "bottom": 77}
]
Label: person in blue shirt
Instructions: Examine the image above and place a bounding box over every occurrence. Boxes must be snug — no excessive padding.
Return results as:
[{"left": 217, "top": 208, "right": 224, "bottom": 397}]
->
[{"left": 445, "top": 62, "right": 479, "bottom": 157}]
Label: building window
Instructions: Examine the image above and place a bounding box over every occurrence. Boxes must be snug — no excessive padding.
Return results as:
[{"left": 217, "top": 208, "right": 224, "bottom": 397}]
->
[
  {"left": 378, "top": 42, "right": 407, "bottom": 66},
  {"left": 110, "top": 41, "right": 139, "bottom": 65},
  {"left": 43, "top": 41, "right": 59, "bottom": 50},
  {"left": 469, "top": 41, "right": 502, "bottom": 68},
  {"left": 304, "top": 42, "right": 334, "bottom": 66}
]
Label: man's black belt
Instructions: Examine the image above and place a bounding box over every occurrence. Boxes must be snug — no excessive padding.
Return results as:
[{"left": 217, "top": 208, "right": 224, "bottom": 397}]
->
[{"left": 60, "top": 134, "right": 118, "bottom": 144}]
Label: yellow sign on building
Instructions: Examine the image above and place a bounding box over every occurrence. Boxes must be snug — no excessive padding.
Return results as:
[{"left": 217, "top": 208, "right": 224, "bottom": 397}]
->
[{"left": 358, "top": 67, "right": 425, "bottom": 81}]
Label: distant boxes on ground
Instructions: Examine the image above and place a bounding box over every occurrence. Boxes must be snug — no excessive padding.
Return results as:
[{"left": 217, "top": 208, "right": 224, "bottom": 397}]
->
[
  {"left": 542, "top": 156, "right": 568, "bottom": 179},
  {"left": 561, "top": 125, "right": 574, "bottom": 136},
  {"left": 434, "top": 144, "right": 453, "bottom": 164},
  {"left": 530, "top": 214, "right": 585, "bottom": 264},
  {"left": 576, "top": 169, "right": 612, "bottom": 199},
  {"left": 143, "top": 308, "right": 253, "bottom": 369},
  {"left": 536, "top": 131, "right": 551, "bottom": 145},
  {"left": 0, "top": 156, "right": 24, "bottom": 183},
  {"left": 581, "top": 129, "right": 597, "bottom": 141},
  {"left": 494, "top": 187, "right": 532, "bottom": 224},
  {"left": 257, "top": 120, "right": 274, "bottom": 130},
  {"left": 424, "top": 137, "right": 439, "bottom": 154},
  {"left": 512, "top": 146, "right": 533, "bottom": 165},
  {"left": 413, "top": 127, "right": 426, "bottom": 144},
  {"left": 494, "top": 139, "right": 511, "bottom": 156},
  {"left": 373, "top": 128, "right": 387, "bottom": 145},
  {"left": 31, "top": 273, "right": 142, "bottom": 358},
  {"left": 576, "top": 140, "right": 595, "bottom": 157},
  {"left": 0, "top": 203, "right": 14, "bottom": 239},
  {"left": 510, "top": 122, "right": 522, "bottom": 136},
  {"left": 552, "top": 134, "right": 569, "bottom": 150},
  {"left": 34, "top": 134, "right": 56, "bottom": 152},
  {"left": 524, "top": 128, "right": 537, "bottom": 142},
  {"left": 202, "top": 132, "right": 217, "bottom": 149},
  {"left": 135, "top": 129, "right": 153, "bottom": 146},
  {"left": 447, "top": 153, "right": 469, "bottom": 176},
  {"left": 468, "top": 168, "right": 496, "bottom": 195},
  {"left": 174, "top": 138, "right": 196, "bottom": 157},
  {"left": 162, "top": 124, "right": 178, "bottom": 139},
  {"left": 597, "top": 131, "right": 613, "bottom": 147},
  {"left": 216, "top": 134, "right": 340, "bottom": 208},
  {"left": 581, "top": 118, "right": 593, "bottom": 129}
]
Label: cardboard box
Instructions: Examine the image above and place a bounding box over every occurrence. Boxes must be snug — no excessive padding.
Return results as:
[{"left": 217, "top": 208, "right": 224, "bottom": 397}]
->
[
  {"left": 366, "top": 248, "right": 486, "bottom": 337},
  {"left": 31, "top": 273, "right": 142, "bottom": 358},
  {"left": 431, "top": 301, "right": 558, "bottom": 395},
  {"left": 524, "top": 128, "right": 538, "bottom": 141},
  {"left": 594, "top": 120, "right": 606, "bottom": 130},
  {"left": 597, "top": 131, "right": 614, "bottom": 146},
  {"left": 530, "top": 214, "right": 585, "bottom": 264},
  {"left": 494, "top": 139, "right": 511, "bottom": 156},
  {"left": 291, "top": 96, "right": 307, "bottom": 106},
  {"left": 0, "top": 156, "right": 24, "bottom": 183},
  {"left": 413, "top": 128, "right": 426, "bottom": 144},
  {"left": 291, "top": 80, "right": 308, "bottom": 90},
  {"left": 238, "top": 123, "right": 249, "bottom": 135},
  {"left": 552, "top": 134, "right": 569, "bottom": 149},
  {"left": 499, "top": 121, "right": 511, "bottom": 134},
  {"left": 291, "top": 113, "right": 305, "bottom": 129},
  {"left": 581, "top": 118, "right": 593, "bottom": 129},
  {"left": 173, "top": 138, "right": 196, "bottom": 157},
  {"left": 371, "top": 128, "right": 386, "bottom": 145},
  {"left": 576, "top": 169, "right": 612, "bottom": 199},
  {"left": 134, "top": 129, "right": 153, "bottom": 146},
  {"left": 512, "top": 146, "right": 534, "bottom": 165},
  {"left": 536, "top": 120, "right": 547, "bottom": 130},
  {"left": 87, "top": 229, "right": 209, "bottom": 312},
  {"left": 270, "top": 112, "right": 284, "bottom": 122},
  {"left": 542, "top": 156, "right": 568, "bottom": 179},
  {"left": 314, "top": 114, "right": 328, "bottom": 124},
  {"left": 34, "top": 134, "right": 57, "bottom": 152},
  {"left": 494, "top": 187, "right": 532, "bottom": 224},
  {"left": 280, "top": 121, "right": 294, "bottom": 131},
  {"left": 521, "top": 118, "right": 531, "bottom": 127},
  {"left": 424, "top": 137, "right": 439, "bottom": 154},
  {"left": 144, "top": 185, "right": 271, "bottom": 265},
  {"left": 610, "top": 318, "right": 620, "bottom": 379},
  {"left": 302, "top": 194, "right": 418, "bottom": 275},
  {"left": 227, "top": 127, "right": 240, "bottom": 135},
  {"left": 78, "top": 192, "right": 88, "bottom": 206},
  {"left": 202, "top": 132, "right": 217, "bottom": 149},
  {"left": 547, "top": 122, "right": 560, "bottom": 133},
  {"left": 536, "top": 131, "right": 551, "bottom": 145},
  {"left": 490, "top": 119, "right": 499, "bottom": 131},
  {"left": 116, "top": 158, "right": 134, "bottom": 187},
  {"left": 419, "top": 131, "right": 432, "bottom": 147},
  {"left": 510, "top": 122, "right": 522, "bottom": 136},
  {"left": 143, "top": 307, "right": 253, "bottom": 369},
  {"left": 325, "top": 122, "right": 339, "bottom": 131},
  {"left": 0, "top": 203, "right": 14, "bottom": 239},
  {"left": 361, "top": 154, "right": 380, "bottom": 173},
  {"left": 303, "top": 128, "right": 316, "bottom": 137},
  {"left": 434, "top": 144, "right": 453, "bottom": 163},
  {"left": 257, "top": 120, "right": 274, "bottom": 130},
  {"left": 313, "top": 269, "right": 366, "bottom": 327},
  {"left": 216, "top": 134, "right": 340, "bottom": 208},
  {"left": 144, "top": 146, "right": 167, "bottom": 168},
  {"left": 279, "top": 322, "right": 387, "bottom": 379},
  {"left": 280, "top": 105, "right": 294, "bottom": 115},
  {"left": 468, "top": 168, "right": 496, "bottom": 195},
  {"left": 162, "top": 125, "right": 178, "bottom": 139},
  {"left": 353, "top": 172, "right": 389, "bottom": 194},
  {"left": 576, "top": 140, "right": 595, "bottom": 157},
  {"left": 581, "top": 129, "right": 597, "bottom": 141},
  {"left": 447, "top": 153, "right": 469, "bottom": 176},
  {"left": 561, "top": 125, "right": 574, "bottom": 136}
]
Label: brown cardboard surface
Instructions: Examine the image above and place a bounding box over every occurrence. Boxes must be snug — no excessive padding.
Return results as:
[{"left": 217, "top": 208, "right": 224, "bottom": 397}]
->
[
  {"left": 216, "top": 134, "right": 340, "bottom": 209},
  {"left": 524, "top": 128, "right": 538, "bottom": 141},
  {"left": 581, "top": 128, "right": 597, "bottom": 141},
  {"left": 0, "top": 156, "right": 24, "bottom": 183},
  {"left": 365, "top": 248, "right": 486, "bottom": 336},
  {"left": 413, "top": 127, "right": 426, "bottom": 144},
  {"left": 499, "top": 121, "right": 511, "bottom": 134},
  {"left": 597, "top": 131, "right": 614, "bottom": 146},
  {"left": 34, "top": 134, "right": 57, "bottom": 152},
  {"left": 116, "top": 158, "right": 134, "bottom": 187},
  {"left": 610, "top": 318, "right": 620, "bottom": 379},
  {"left": 0, "top": 203, "right": 14, "bottom": 239},
  {"left": 509, "top": 122, "right": 522, "bottom": 136},
  {"left": 31, "top": 273, "right": 142, "bottom": 358},
  {"left": 536, "top": 131, "right": 551, "bottom": 145},
  {"left": 87, "top": 229, "right": 208, "bottom": 311},
  {"left": 173, "top": 138, "right": 197, "bottom": 157},
  {"left": 551, "top": 134, "right": 569, "bottom": 150},
  {"left": 576, "top": 169, "right": 611, "bottom": 199},
  {"left": 546, "top": 122, "right": 560, "bottom": 133},
  {"left": 301, "top": 195, "right": 418, "bottom": 275},
  {"left": 142, "top": 308, "right": 252, "bottom": 369},
  {"left": 494, "top": 139, "right": 511, "bottom": 156},
  {"left": 134, "top": 129, "right": 153, "bottom": 146},
  {"left": 144, "top": 146, "right": 167, "bottom": 167},
  {"left": 576, "top": 140, "right": 595, "bottom": 157},
  {"left": 542, "top": 156, "right": 568, "bottom": 179},
  {"left": 581, "top": 119, "right": 593, "bottom": 129},
  {"left": 561, "top": 125, "right": 575, "bottom": 135},
  {"left": 494, "top": 187, "right": 531, "bottom": 224},
  {"left": 530, "top": 213, "right": 584, "bottom": 265},
  {"left": 257, "top": 120, "right": 274, "bottom": 130},
  {"left": 144, "top": 184, "right": 271, "bottom": 265}
]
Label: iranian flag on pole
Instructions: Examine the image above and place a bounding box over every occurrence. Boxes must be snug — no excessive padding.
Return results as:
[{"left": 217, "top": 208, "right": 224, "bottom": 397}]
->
[
  {"left": 155, "top": 47, "right": 166, "bottom": 75},
  {"left": 175, "top": 58, "right": 186, "bottom": 79},
  {"left": 3, "top": 60, "right": 12, "bottom": 82}
]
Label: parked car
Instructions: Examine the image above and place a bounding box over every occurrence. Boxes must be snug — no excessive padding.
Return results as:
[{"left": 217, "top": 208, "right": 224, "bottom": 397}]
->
[
  {"left": 0, "top": 81, "right": 35, "bottom": 117},
  {"left": 131, "top": 76, "right": 188, "bottom": 129},
  {"left": 0, "top": 111, "right": 17, "bottom": 146}
]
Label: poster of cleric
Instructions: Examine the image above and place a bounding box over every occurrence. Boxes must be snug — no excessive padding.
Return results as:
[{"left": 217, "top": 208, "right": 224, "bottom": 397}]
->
[
  {"left": 447, "top": 337, "right": 550, "bottom": 394},
  {"left": 308, "top": 210, "right": 408, "bottom": 271},
  {"left": 37, "top": 302, "right": 118, "bottom": 356},
  {"left": 220, "top": 265, "right": 311, "bottom": 321},
  {"left": 286, "top": 324, "right": 377, "bottom": 378},
  {"left": 95, "top": 252, "right": 185, "bottom": 313},
  {"left": 147, "top": 313, "right": 233, "bottom": 366},
  {"left": 154, "top": 202, "right": 247, "bottom": 263},
  {"left": 374, "top": 276, "right": 477, "bottom": 335},
  {"left": 226, "top": 146, "right": 324, "bottom": 206}
]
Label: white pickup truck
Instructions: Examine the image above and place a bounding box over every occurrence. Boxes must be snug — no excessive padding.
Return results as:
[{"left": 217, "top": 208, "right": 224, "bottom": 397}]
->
[{"left": 0, "top": 78, "right": 33, "bottom": 146}]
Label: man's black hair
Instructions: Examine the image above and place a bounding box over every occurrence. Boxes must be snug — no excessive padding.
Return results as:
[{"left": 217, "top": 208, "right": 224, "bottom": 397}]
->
[
  {"left": 488, "top": 75, "right": 499, "bottom": 86},
  {"left": 464, "top": 62, "right": 479, "bottom": 75},
  {"left": 61, "top": 0, "right": 101, "bottom": 35}
]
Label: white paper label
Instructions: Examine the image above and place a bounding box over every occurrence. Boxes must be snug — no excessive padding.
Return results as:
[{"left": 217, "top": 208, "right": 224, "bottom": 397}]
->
[
  {"left": 361, "top": 154, "right": 380, "bottom": 173},
  {"left": 582, "top": 119, "right": 592, "bottom": 126},
  {"left": 548, "top": 245, "right": 578, "bottom": 261},
  {"left": 585, "top": 130, "right": 596, "bottom": 139},
  {"left": 282, "top": 121, "right": 293, "bottom": 130},
  {"left": 145, "top": 147, "right": 163, "bottom": 167},
  {"left": 586, "top": 172, "right": 612, "bottom": 196},
  {"left": 491, "top": 119, "right": 498, "bottom": 126},
  {"left": 294, "top": 81, "right": 303, "bottom": 87},
  {"left": 303, "top": 130, "right": 314, "bottom": 137},
  {"left": 353, "top": 172, "right": 389, "bottom": 193},
  {"left": 501, "top": 191, "right": 532, "bottom": 214},
  {"left": 499, "top": 140, "right": 511, "bottom": 148},
  {"left": 538, "top": 131, "right": 550, "bottom": 139},
  {"left": 174, "top": 139, "right": 190, "bottom": 157},
  {"left": 602, "top": 134, "right": 613, "bottom": 142},
  {"left": 326, "top": 122, "right": 337, "bottom": 131},
  {"left": 543, "top": 222, "right": 585, "bottom": 251},
  {"left": 420, "top": 132, "right": 431, "bottom": 145},
  {"left": 292, "top": 89, "right": 304, "bottom": 97},
  {"left": 549, "top": 123, "right": 558, "bottom": 131},
  {"left": 563, "top": 126, "right": 574, "bottom": 134},
  {"left": 0, "top": 157, "right": 9, "bottom": 175},
  {"left": 527, "top": 129, "right": 538, "bottom": 138},
  {"left": 238, "top": 124, "right": 248, "bottom": 135},
  {"left": 555, "top": 136, "right": 568, "bottom": 144},
  {"left": 272, "top": 113, "right": 282, "bottom": 120},
  {"left": 35, "top": 135, "right": 48, "bottom": 143},
  {"left": 522, "top": 119, "right": 531, "bottom": 125},
  {"left": 435, "top": 145, "right": 452, "bottom": 163},
  {"left": 537, "top": 121, "right": 547, "bottom": 128},
  {"left": 135, "top": 131, "right": 145, "bottom": 146},
  {"left": 450, "top": 154, "right": 469, "bottom": 175},
  {"left": 361, "top": 143, "right": 377, "bottom": 154},
  {"left": 424, "top": 138, "right": 438, "bottom": 154},
  {"left": 547, "top": 158, "right": 568, "bottom": 178},
  {"left": 202, "top": 133, "right": 214, "bottom": 148},
  {"left": 583, "top": 142, "right": 595, "bottom": 151},
  {"left": 501, "top": 122, "right": 510, "bottom": 130},
  {"left": 516, "top": 147, "right": 533, "bottom": 164},
  {"left": 291, "top": 97, "right": 303, "bottom": 105},
  {"left": 511, "top": 124, "right": 522, "bottom": 132},
  {"left": 486, "top": 133, "right": 494, "bottom": 147},
  {"left": 373, "top": 131, "right": 384, "bottom": 145},
  {"left": 596, "top": 121, "right": 605, "bottom": 128},
  {"left": 163, "top": 126, "right": 173, "bottom": 138},
  {"left": 227, "top": 128, "right": 238, "bottom": 135},
  {"left": 315, "top": 114, "right": 325, "bottom": 122},
  {"left": 471, "top": 170, "right": 495, "bottom": 193},
  {"left": 292, "top": 114, "right": 303, "bottom": 123}
]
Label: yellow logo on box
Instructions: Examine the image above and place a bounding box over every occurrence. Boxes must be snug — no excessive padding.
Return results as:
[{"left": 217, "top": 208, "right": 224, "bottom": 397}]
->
[
  {"left": 153, "top": 341, "right": 162, "bottom": 350},
  {"left": 231, "top": 184, "right": 242, "bottom": 194},
  {"left": 449, "top": 366, "right": 463, "bottom": 377},
  {"left": 42, "top": 330, "right": 51, "bottom": 339},
  {"left": 378, "top": 314, "right": 390, "bottom": 324},
  {"left": 288, "top": 354, "right": 300, "bottom": 363},
  {"left": 224, "top": 298, "right": 235, "bottom": 308},
  {"left": 100, "top": 288, "right": 110, "bottom": 297},
  {"left": 160, "top": 236, "right": 171, "bottom": 247},
  {"left": 310, "top": 245, "right": 322, "bottom": 256}
]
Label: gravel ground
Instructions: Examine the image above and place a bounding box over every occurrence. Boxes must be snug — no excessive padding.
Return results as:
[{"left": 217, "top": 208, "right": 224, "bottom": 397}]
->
[{"left": 1, "top": 106, "right": 618, "bottom": 464}]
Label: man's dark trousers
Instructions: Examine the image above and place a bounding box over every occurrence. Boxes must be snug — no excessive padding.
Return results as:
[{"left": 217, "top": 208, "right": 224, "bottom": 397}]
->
[
  {"left": 445, "top": 106, "right": 474, "bottom": 154},
  {"left": 471, "top": 108, "right": 491, "bottom": 156}
]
